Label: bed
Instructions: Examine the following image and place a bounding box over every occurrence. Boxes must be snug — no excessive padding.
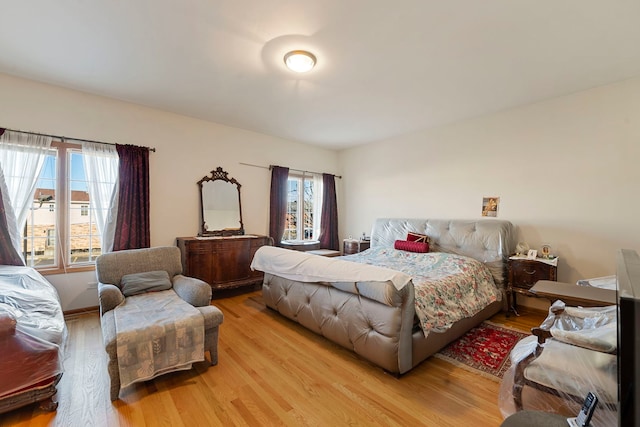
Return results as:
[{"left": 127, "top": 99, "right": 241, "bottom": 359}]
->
[{"left": 251, "top": 218, "right": 515, "bottom": 375}]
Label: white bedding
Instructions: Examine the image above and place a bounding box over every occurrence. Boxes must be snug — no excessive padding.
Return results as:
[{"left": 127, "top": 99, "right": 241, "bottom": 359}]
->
[{"left": 251, "top": 246, "right": 412, "bottom": 290}]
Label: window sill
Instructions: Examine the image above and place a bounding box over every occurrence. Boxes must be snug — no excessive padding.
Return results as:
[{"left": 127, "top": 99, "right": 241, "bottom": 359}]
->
[{"left": 37, "top": 264, "right": 96, "bottom": 276}]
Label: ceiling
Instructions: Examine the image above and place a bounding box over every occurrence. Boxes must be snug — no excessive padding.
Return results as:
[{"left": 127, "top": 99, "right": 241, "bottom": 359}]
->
[{"left": 1, "top": 1, "right": 639, "bottom": 150}]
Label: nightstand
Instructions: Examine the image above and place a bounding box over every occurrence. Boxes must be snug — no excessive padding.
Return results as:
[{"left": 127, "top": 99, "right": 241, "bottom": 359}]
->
[
  {"left": 507, "top": 256, "right": 558, "bottom": 315},
  {"left": 343, "top": 239, "right": 370, "bottom": 255}
]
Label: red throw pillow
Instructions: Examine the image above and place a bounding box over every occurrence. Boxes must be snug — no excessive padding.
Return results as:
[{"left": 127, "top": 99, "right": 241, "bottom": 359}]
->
[
  {"left": 394, "top": 240, "right": 429, "bottom": 253},
  {"left": 407, "top": 232, "right": 429, "bottom": 243}
]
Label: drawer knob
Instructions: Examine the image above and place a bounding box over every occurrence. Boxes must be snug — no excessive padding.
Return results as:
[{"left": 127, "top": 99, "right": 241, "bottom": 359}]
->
[{"left": 524, "top": 269, "right": 536, "bottom": 275}]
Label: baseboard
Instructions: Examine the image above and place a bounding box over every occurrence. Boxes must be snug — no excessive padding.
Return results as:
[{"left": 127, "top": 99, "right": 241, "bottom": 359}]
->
[{"left": 63, "top": 306, "right": 99, "bottom": 317}]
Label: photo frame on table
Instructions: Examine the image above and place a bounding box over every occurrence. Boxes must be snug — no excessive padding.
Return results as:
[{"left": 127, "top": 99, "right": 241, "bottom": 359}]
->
[{"left": 527, "top": 249, "right": 538, "bottom": 260}]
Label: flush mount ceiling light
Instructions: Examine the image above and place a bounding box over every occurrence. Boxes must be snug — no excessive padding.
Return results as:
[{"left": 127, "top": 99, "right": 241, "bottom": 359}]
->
[{"left": 284, "top": 50, "right": 316, "bottom": 73}]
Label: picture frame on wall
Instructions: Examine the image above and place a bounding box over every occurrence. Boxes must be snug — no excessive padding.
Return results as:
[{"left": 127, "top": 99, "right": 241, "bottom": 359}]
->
[{"left": 482, "top": 197, "right": 499, "bottom": 217}]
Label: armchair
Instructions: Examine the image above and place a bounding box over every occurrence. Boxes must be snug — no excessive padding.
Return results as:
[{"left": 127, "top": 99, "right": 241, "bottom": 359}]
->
[
  {"left": 500, "top": 301, "right": 617, "bottom": 425},
  {"left": 96, "top": 246, "right": 223, "bottom": 401}
]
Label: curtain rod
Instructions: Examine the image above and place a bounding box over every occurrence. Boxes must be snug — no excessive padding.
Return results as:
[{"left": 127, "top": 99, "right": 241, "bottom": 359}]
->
[
  {"left": 0, "top": 127, "right": 156, "bottom": 152},
  {"left": 239, "top": 162, "right": 342, "bottom": 179}
]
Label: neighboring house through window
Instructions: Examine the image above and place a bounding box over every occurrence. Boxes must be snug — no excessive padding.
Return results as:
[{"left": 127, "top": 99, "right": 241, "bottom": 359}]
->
[{"left": 21, "top": 141, "right": 104, "bottom": 271}]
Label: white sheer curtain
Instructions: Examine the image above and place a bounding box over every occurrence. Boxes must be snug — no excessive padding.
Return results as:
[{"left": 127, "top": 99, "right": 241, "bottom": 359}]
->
[
  {"left": 0, "top": 131, "right": 53, "bottom": 261},
  {"left": 0, "top": 167, "right": 20, "bottom": 256},
  {"left": 81, "top": 142, "right": 119, "bottom": 254},
  {"left": 312, "top": 173, "right": 324, "bottom": 241}
]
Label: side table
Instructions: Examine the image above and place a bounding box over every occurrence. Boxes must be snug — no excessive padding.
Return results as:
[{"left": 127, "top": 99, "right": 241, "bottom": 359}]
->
[
  {"left": 343, "top": 239, "right": 370, "bottom": 255},
  {"left": 530, "top": 280, "right": 616, "bottom": 307},
  {"left": 507, "top": 256, "right": 558, "bottom": 315}
]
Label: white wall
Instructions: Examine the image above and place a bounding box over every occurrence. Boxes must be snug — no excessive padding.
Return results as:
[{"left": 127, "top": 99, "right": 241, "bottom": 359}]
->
[
  {"left": 1, "top": 73, "right": 339, "bottom": 311},
  {"left": 339, "top": 76, "right": 640, "bottom": 304},
  {"left": 5, "top": 72, "right": 639, "bottom": 311}
]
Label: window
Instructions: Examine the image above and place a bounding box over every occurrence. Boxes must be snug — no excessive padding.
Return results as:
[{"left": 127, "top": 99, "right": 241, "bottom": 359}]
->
[
  {"left": 22, "top": 141, "right": 104, "bottom": 271},
  {"left": 283, "top": 174, "right": 320, "bottom": 242}
]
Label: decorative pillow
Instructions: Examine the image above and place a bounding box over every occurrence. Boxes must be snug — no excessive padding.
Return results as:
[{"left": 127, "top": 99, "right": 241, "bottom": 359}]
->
[
  {"left": 394, "top": 240, "right": 429, "bottom": 253},
  {"left": 407, "top": 232, "right": 429, "bottom": 243},
  {"left": 121, "top": 270, "right": 172, "bottom": 297}
]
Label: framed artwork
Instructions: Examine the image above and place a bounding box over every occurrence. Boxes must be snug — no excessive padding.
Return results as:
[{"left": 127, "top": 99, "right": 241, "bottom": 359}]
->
[
  {"left": 482, "top": 197, "right": 499, "bottom": 217},
  {"left": 527, "top": 249, "right": 538, "bottom": 260}
]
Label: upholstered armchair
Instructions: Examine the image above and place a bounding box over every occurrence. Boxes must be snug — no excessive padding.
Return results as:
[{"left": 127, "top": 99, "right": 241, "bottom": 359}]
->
[
  {"left": 510, "top": 301, "right": 617, "bottom": 417},
  {"left": 96, "top": 246, "right": 223, "bottom": 401}
]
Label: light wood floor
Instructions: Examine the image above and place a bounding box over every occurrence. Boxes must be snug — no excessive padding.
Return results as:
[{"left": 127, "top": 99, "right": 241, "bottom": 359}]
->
[{"left": 0, "top": 290, "right": 545, "bottom": 427}]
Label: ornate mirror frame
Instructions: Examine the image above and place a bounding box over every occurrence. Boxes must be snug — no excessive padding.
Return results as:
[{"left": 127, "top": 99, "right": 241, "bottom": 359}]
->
[{"left": 198, "top": 167, "right": 244, "bottom": 236}]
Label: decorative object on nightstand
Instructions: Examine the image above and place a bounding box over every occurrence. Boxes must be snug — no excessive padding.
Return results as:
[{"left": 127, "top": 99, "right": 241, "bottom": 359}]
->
[
  {"left": 515, "top": 242, "right": 530, "bottom": 256},
  {"left": 507, "top": 255, "right": 558, "bottom": 315},
  {"left": 343, "top": 238, "right": 370, "bottom": 255}
]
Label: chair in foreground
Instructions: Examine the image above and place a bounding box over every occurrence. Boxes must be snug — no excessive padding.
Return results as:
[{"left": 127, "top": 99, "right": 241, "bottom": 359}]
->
[
  {"left": 96, "top": 246, "right": 223, "bottom": 401},
  {"left": 506, "top": 300, "right": 617, "bottom": 424}
]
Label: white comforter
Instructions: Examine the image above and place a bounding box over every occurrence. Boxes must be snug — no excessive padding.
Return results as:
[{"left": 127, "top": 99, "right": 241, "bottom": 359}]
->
[{"left": 251, "top": 246, "right": 412, "bottom": 290}]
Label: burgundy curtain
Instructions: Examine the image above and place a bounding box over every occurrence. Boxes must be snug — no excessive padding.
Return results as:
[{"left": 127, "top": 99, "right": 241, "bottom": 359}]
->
[
  {"left": 0, "top": 184, "right": 24, "bottom": 265},
  {"left": 269, "top": 166, "right": 289, "bottom": 247},
  {"left": 318, "top": 173, "right": 339, "bottom": 250},
  {"left": 113, "top": 144, "right": 150, "bottom": 251}
]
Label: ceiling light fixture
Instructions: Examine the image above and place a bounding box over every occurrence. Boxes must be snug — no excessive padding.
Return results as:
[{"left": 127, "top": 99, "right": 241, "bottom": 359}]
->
[{"left": 284, "top": 50, "right": 316, "bottom": 73}]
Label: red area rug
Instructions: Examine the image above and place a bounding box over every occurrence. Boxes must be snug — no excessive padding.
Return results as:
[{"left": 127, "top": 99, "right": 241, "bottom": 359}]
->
[{"left": 434, "top": 321, "right": 529, "bottom": 381}]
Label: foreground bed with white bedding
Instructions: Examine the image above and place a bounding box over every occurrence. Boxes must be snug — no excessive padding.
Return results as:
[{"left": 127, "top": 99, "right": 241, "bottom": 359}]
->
[{"left": 251, "top": 218, "right": 514, "bottom": 375}]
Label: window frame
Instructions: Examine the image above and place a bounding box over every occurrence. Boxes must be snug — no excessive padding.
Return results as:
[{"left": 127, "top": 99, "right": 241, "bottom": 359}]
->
[
  {"left": 27, "top": 140, "right": 96, "bottom": 275},
  {"left": 283, "top": 173, "right": 317, "bottom": 243}
]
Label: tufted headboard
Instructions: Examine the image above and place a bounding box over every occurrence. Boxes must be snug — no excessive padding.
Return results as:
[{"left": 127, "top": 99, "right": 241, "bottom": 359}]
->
[{"left": 370, "top": 218, "right": 515, "bottom": 288}]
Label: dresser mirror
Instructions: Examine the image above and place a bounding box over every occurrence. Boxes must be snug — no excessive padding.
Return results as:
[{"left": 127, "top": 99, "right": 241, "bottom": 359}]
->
[{"left": 198, "top": 167, "right": 244, "bottom": 236}]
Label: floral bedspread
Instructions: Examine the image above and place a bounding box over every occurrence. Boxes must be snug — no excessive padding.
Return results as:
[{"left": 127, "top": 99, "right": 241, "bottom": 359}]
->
[{"left": 341, "top": 247, "right": 502, "bottom": 335}]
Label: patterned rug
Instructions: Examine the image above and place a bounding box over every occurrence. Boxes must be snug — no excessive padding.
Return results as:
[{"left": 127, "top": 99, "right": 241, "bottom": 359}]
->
[{"left": 434, "top": 321, "right": 529, "bottom": 381}]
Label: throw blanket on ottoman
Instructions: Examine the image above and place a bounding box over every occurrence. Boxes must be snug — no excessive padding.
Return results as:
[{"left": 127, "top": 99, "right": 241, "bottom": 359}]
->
[{"left": 114, "top": 290, "right": 205, "bottom": 389}]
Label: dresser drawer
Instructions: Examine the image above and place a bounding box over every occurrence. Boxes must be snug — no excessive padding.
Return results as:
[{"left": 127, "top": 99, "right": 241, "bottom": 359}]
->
[
  {"left": 176, "top": 235, "right": 271, "bottom": 292},
  {"left": 508, "top": 259, "right": 557, "bottom": 290}
]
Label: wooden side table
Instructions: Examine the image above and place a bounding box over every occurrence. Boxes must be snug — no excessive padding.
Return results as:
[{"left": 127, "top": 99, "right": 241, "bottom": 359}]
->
[
  {"left": 507, "top": 256, "right": 557, "bottom": 315},
  {"left": 530, "top": 280, "right": 616, "bottom": 307},
  {"left": 343, "top": 239, "right": 370, "bottom": 255}
]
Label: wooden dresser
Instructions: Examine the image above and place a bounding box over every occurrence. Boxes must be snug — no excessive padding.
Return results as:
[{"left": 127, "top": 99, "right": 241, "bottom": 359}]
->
[{"left": 176, "top": 235, "right": 272, "bottom": 293}]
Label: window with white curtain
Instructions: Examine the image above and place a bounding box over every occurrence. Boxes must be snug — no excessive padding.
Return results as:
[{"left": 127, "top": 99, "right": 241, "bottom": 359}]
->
[
  {"left": 21, "top": 140, "right": 117, "bottom": 272},
  {"left": 283, "top": 173, "right": 322, "bottom": 242}
]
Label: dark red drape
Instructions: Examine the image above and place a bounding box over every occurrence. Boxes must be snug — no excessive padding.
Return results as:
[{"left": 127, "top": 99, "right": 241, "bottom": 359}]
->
[
  {"left": 0, "top": 183, "right": 25, "bottom": 265},
  {"left": 113, "top": 144, "right": 150, "bottom": 251},
  {"left": 318, "top": 173, "right": 339, "bottom": 250},
  {"left": 269, "top": 166, "right": 289, "bottom": 247}
]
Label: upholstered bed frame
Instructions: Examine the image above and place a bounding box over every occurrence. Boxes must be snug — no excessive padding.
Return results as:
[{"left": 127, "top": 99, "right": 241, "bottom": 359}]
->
[{"left": 261, "top": 218, "right": 515, "bottom": 375}]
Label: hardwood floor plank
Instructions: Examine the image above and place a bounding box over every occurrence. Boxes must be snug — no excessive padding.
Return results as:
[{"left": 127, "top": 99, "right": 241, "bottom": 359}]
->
[{"left": 0, "top": 290, "right": 546, "bottom": 426}]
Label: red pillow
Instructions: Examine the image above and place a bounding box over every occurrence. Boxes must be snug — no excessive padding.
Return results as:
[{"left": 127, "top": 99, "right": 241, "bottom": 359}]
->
[
  {"left": 394, "top": 240, "right": 429, "bottom": 253},
  {"left": 407, "top": 232, "right": 429, "bottom": 243}
]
